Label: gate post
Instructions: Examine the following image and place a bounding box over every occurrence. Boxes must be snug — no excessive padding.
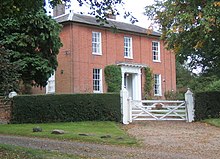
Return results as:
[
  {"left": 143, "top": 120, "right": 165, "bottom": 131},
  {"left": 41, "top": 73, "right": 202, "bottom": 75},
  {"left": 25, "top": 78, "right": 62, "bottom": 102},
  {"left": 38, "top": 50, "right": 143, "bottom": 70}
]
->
[
  {"left": 120, "top": 88, "right": 129, "bottom": 124},
  {"left": 185, "top": 88, "right": 195, "bottom": 122}
]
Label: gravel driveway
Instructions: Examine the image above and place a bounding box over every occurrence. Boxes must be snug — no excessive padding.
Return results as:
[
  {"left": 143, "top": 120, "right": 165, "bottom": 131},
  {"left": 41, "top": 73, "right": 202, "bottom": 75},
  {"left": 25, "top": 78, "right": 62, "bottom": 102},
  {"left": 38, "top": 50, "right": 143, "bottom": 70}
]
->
[{"left": 0, "top": 121, "right": 220, "bottom": 159}]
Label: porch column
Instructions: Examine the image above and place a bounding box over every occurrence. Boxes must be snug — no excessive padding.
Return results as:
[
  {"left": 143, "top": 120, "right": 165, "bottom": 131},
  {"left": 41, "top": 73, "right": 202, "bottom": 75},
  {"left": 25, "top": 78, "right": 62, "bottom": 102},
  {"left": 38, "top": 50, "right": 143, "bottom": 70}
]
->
[
  {"left": 132, "top": 72, "right": 142, "bottom": 100},
  {"left": 121, "top": 71, "right": 125, "bottom": 89}
]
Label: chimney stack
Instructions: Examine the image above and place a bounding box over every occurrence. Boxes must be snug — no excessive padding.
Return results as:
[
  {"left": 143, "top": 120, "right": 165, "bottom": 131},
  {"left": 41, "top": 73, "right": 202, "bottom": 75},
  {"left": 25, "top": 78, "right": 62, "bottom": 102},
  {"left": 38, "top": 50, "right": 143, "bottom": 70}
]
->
[
  {"left": 106, "top": 10, "right": 116, "bottom": 20},
  {"left": 53, "top": 4, "right": 65, "bottom": 17}
]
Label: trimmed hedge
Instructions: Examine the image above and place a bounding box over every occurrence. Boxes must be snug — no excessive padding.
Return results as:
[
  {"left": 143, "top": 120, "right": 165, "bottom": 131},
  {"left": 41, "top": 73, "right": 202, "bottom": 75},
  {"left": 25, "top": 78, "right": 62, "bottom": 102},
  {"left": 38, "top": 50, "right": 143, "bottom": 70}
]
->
[
  {"left": 195, "top": 91, "right": 220, "bottom": 120},
  {"left": 11, "top": 93, "right": 121, "bottom": 123}
]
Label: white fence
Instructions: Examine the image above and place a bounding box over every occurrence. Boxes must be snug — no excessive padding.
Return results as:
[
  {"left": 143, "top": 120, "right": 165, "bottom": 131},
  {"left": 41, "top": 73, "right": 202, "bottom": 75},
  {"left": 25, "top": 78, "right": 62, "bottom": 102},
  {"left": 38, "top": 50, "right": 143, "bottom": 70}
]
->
[{"left": 120, "top": 88, "right": 195, "bottom": 124}]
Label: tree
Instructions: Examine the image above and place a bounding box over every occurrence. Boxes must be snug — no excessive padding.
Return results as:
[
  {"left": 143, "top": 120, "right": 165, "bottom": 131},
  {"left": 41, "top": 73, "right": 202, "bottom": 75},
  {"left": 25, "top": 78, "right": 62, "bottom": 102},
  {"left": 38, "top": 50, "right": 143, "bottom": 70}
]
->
[
  {"left": 0, "top": 0, "right": 135, "bottom": 94},
  {"left": 145, "top": 0, "right": 220, "bottom": 77},
  {"left": 0, "top": 10, "right": 62, "bottom": 87}
]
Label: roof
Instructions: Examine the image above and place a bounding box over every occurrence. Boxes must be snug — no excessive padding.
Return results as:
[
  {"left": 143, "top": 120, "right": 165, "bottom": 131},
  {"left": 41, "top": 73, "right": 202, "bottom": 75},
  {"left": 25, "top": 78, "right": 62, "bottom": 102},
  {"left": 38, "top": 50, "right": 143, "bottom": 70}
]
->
[{"left": 54, "top": 12, "right": 161, "bottom": 37}]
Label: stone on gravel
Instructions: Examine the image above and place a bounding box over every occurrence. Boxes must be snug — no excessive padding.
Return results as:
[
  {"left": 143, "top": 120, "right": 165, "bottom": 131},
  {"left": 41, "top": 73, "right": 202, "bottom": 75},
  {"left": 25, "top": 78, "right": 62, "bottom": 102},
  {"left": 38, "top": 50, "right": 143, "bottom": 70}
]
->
[
  {"left": 100, "top": 135, "right": 111, "bottom": 138},
  {"left": 33, "top": 127, "right": 42, "bottom": 132},
  {"left": 79, "top": 133, "right": 89, "bottom": 136},
  {"left": 51, "top": 129, "right": 64, "bottom": 134},
  {"left": 116, "top": 137, "right": 124, "bottom": 140}
]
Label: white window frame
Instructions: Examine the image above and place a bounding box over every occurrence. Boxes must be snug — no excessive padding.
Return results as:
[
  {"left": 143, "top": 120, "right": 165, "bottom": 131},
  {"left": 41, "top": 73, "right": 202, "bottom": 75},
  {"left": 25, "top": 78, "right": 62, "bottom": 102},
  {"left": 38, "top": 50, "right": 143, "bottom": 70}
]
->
[
  {"left": 124, "top": 36, "right": 133, "bottom": 59},
  {"left": 152, "top": 41, "right": 160, "bottom": 62},
  {"left": 93, "top": 68, "right": 103, "bottom": 93},
  {"left": 92, "top": 31, "right": 102, "bottom": 55},
  {"left": 154, "top": 74, "right": 162, "bottom": 96},
  {"left": 46, "top": 72, "right": 55, "bottom": 94}
]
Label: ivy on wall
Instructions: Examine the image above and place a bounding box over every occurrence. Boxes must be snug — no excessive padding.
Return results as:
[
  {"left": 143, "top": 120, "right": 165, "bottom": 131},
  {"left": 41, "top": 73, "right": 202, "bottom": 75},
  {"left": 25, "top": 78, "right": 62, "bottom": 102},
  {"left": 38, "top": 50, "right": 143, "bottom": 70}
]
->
[
  {"left": 144, "top": 67, "right": 153, "bottom": 99},
  {"left": 104, "top": 65, "right": 122, "bottom": 92}
]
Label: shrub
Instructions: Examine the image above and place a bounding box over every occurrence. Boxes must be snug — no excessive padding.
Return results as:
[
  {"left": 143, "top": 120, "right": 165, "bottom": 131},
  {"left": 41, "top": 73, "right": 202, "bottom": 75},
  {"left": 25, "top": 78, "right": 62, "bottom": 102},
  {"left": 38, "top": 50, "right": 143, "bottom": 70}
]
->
[
  {"left": 11, "top": 93, "right": 121, "bottom": 123},
  {"left": 143, "top": 67, "right": 153, "bottom": 99},
  {"left": 104, "top": 65, "right": 122, "bottom": 92},
  {"left": 205, "top": 80, "right": 220, "bottom": 91},
  {"left": 164, "top": 90, "right": 184, "bottom": 100},
  {"left": 195, "top": 91, "right": 220, "bottom": 120}
]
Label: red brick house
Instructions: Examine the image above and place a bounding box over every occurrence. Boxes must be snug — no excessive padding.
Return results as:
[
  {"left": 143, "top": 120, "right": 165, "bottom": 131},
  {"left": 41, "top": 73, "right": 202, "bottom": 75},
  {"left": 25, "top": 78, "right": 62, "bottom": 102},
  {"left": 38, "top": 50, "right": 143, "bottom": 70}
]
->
[{"left": 33, "top": 11, "right": 176, "bottom": 100}]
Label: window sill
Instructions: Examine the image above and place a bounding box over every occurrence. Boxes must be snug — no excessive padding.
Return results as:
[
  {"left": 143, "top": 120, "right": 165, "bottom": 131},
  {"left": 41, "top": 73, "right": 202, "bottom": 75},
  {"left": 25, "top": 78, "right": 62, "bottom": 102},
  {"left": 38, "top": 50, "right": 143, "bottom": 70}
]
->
[
  {"left": 124, "top": 56, "right": 133, "bottom": 60},
  {"left": 93, "top": 91, "right": 103, "bottom": 93},
  {"left": 92, "top": 53, "right": 102, "bottom": 56},
  {"left": 153, "top": 60, "right": 161, "bottom": 63},
  {"left": 154, "top": 94, "right": 162, "bottom": 97}
]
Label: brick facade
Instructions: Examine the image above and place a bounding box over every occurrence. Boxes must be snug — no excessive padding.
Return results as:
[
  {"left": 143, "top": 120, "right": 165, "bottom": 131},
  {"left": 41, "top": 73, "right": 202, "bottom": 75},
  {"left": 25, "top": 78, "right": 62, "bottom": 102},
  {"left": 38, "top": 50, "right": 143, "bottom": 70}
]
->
[{"left": 32, "top": 13, "right": 176, "bottom": 99}]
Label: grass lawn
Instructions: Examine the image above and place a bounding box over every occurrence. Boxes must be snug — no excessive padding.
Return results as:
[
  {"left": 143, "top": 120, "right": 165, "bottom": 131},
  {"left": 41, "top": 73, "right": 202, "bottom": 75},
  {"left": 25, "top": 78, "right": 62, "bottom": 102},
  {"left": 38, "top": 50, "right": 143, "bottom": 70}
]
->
[
  {"left": 0, "top": 144, "right": 85, "bottom": 159},
  {"left": 0, "top": 121, "right": 137, "bottom": 146},
  {"left": 203, "top": 118, "right": 220, "bottom": 127}
]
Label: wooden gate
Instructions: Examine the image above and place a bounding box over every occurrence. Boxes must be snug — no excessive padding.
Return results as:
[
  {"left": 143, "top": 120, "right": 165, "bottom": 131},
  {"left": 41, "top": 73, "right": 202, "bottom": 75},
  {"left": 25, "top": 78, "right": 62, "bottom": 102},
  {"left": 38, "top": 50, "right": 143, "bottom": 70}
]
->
[
  {"left": 120, "top": 88, "right": 194, "bottom": 124},
  {"left": 131, "top": 100, "right": 186, "bottom": 121}
]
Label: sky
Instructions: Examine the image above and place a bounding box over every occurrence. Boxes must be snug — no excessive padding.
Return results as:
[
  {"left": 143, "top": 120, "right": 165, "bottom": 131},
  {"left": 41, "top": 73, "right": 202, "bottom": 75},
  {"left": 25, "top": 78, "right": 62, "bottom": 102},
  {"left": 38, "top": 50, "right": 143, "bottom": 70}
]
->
[{"left": 63, "top": 0, "right": 155, "bottom": 29}]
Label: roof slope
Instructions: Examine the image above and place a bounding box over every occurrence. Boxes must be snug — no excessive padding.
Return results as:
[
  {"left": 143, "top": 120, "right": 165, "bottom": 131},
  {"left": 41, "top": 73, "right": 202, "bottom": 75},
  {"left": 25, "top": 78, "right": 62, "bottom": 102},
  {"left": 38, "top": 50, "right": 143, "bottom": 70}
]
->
[{"left": 55, "top": 12, "right": 161, "bottom": 37}]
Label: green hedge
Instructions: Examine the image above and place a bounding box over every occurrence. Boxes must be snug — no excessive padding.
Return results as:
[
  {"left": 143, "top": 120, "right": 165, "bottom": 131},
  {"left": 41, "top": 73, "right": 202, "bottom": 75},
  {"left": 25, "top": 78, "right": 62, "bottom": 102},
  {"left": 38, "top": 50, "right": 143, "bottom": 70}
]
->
[
  {"left": 11, "top": 93, "right": 121, "bottom": 123},
  {"left": 195, "top": 91, "right": 220, "bottom": 120}
]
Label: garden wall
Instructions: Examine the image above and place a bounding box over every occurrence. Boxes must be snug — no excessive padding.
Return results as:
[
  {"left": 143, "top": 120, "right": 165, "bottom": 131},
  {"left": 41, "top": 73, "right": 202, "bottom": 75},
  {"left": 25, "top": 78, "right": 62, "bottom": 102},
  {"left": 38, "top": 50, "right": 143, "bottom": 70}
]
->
[{"left": 0, "top": 97, "right": 11, "bottom": 124}]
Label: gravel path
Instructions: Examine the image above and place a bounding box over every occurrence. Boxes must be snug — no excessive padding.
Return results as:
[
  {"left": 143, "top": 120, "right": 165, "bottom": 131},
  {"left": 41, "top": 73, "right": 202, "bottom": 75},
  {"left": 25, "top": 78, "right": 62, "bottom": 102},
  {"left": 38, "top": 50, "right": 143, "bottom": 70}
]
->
[{"left": 0, "top": 121, "right": 220, "bottom": 159}]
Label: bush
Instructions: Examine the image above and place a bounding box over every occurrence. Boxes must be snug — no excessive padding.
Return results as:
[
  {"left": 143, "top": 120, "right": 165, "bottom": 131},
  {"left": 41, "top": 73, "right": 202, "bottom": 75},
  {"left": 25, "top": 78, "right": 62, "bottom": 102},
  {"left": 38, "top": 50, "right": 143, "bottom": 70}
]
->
[
  {"left": 143, "top": 67, "right": 153, "bottom": 99},
  {"left": 195, "top": 91, "right": 220, "bottom": 120},
  {"left": 164, "top": 90, "right": 184, "bottom": 100},
  {"left": 11, "top": 93, "right": 121, "bottom": 123},
  {"left": 205, "top": 80, "right": 220, "bottom": 91},
  {"left": 104, "top": 65, "right": 122, "bottom": 92}
]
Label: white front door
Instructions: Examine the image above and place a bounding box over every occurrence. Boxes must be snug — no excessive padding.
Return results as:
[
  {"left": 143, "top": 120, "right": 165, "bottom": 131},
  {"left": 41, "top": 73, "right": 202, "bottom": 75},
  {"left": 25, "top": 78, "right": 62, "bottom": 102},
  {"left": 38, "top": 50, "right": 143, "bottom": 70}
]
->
[{"left": 124, "top": 73, "right": 133, "bottom": 99}]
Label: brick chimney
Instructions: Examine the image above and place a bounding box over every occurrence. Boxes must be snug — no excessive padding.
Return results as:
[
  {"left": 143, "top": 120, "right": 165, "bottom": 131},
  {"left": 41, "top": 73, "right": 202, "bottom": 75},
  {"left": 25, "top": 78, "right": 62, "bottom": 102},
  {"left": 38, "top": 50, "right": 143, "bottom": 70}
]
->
[
  {"left": 106, "top": 10, "right": 116, "bottom": 20},
  {"left": 53, "top": 4, "right": 65, "bottom": 17}
]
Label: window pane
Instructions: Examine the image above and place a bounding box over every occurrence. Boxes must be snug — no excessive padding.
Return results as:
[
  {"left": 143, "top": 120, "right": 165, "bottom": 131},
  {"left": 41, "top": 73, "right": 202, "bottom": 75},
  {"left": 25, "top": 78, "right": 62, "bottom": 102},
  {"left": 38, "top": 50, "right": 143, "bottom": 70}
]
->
[
  {"left": 92, "top": 32, "right": 101, "bottom": 54},
  {"left": 124, "top": 37, "right": 132, "bottom": 58},
  {"left": 152, "top": 41, "right": 160, "bottom": 61},
  {"left": 93, "top": 68, "right": 102, "bottom": 92}
]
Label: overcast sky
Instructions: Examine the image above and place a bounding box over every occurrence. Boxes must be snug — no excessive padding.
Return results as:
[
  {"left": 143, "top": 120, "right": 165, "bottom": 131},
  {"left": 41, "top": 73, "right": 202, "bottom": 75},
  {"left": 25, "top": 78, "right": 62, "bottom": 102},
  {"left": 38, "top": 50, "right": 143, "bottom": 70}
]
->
[{"left": 69, "top": 0, "right": 155, "bottom": 29}]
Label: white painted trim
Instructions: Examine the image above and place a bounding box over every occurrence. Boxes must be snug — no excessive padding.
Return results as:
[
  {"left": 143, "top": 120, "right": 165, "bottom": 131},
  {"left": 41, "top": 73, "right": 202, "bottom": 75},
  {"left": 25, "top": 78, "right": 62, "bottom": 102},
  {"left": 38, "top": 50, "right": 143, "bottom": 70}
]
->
[
  {"left": 92, "top": 31, "right": 102, "bottom": 55},
  {"left": 93, "top": 68, "right": 103, "bottom": 93},
  {"left": 46, "top": 72, "right": 55, "bottom": 94},
  {"left": 154, "top": 74, "right": 162, "bottom": 96},
  {"left": 124, "top": 36, "right": 133, "bottom": 59},
  {"left": 120, "top": 66, "right": 142, "bottom": 100},
  {"left": 152, "top": 41, "right": 161, "bottom": 62}
]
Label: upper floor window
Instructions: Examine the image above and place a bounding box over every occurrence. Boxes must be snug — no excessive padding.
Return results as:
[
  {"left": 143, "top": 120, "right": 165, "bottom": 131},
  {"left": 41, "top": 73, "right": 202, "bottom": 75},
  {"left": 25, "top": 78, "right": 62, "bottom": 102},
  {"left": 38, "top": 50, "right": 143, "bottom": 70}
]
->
[
  {"left": 154, "top": 74, "right": 162, "bottom": 96},
  {"left": 92, "top": 32, "right": 102, "bottom": 55},
  {"left": 152, "top": 41, "right": 160, "bottom": 62},
  {"left": 124, "top": 36, "right": 133, "bottom": 59},
  {"left": 93, "top": 68, "right": 103, "bottom": 93}
]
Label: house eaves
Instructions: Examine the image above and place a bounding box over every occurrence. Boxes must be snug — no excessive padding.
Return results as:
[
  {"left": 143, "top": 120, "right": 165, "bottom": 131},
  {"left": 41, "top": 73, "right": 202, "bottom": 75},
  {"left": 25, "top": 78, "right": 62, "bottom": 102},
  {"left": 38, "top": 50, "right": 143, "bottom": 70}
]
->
[{"left": 55, "top": 12, "right": 161, "bottom": 37}]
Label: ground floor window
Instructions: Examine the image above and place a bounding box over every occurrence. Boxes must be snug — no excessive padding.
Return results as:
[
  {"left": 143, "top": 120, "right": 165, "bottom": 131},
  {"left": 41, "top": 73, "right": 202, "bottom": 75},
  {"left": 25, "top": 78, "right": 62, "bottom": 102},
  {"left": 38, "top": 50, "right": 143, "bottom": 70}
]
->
[
  {"left": 154, "top": 74, "right": 162, "bottom": 96},
  {"left": 46, "top": 72, "right": 55, "bottom": 94},
  {"left": 93, "top": 68, "right": 102, "bottom": 93}
]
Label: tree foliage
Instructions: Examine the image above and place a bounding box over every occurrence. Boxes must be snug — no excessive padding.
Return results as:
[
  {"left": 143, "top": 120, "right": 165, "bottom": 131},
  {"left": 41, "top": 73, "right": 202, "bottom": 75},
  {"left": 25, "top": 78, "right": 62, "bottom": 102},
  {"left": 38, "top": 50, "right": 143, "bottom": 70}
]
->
[
  {"left": 0, "top": 10, "right": 62, "bottom": 87},
  {"left": 0, "top": 0, "right": 135, "bottom": 94},
  {"left": 145, "top": 0, "right": 220, "bottom": 77},
  {"left": 0, "top": 48, "right": 20, "bottom": 95},
  {"left": 176, "top": 61, "right": 218, "bottom": 93}
]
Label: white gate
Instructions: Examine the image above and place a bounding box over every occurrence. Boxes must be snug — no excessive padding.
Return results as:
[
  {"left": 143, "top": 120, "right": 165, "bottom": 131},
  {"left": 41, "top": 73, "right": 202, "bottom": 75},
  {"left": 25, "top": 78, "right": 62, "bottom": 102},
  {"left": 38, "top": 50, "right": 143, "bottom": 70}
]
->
[
  {"left": 131, "top": 100, "right": 186, "bottom": 121},
  {"left": 120, "top": 88, "right": 194, "bottom": 124}
]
